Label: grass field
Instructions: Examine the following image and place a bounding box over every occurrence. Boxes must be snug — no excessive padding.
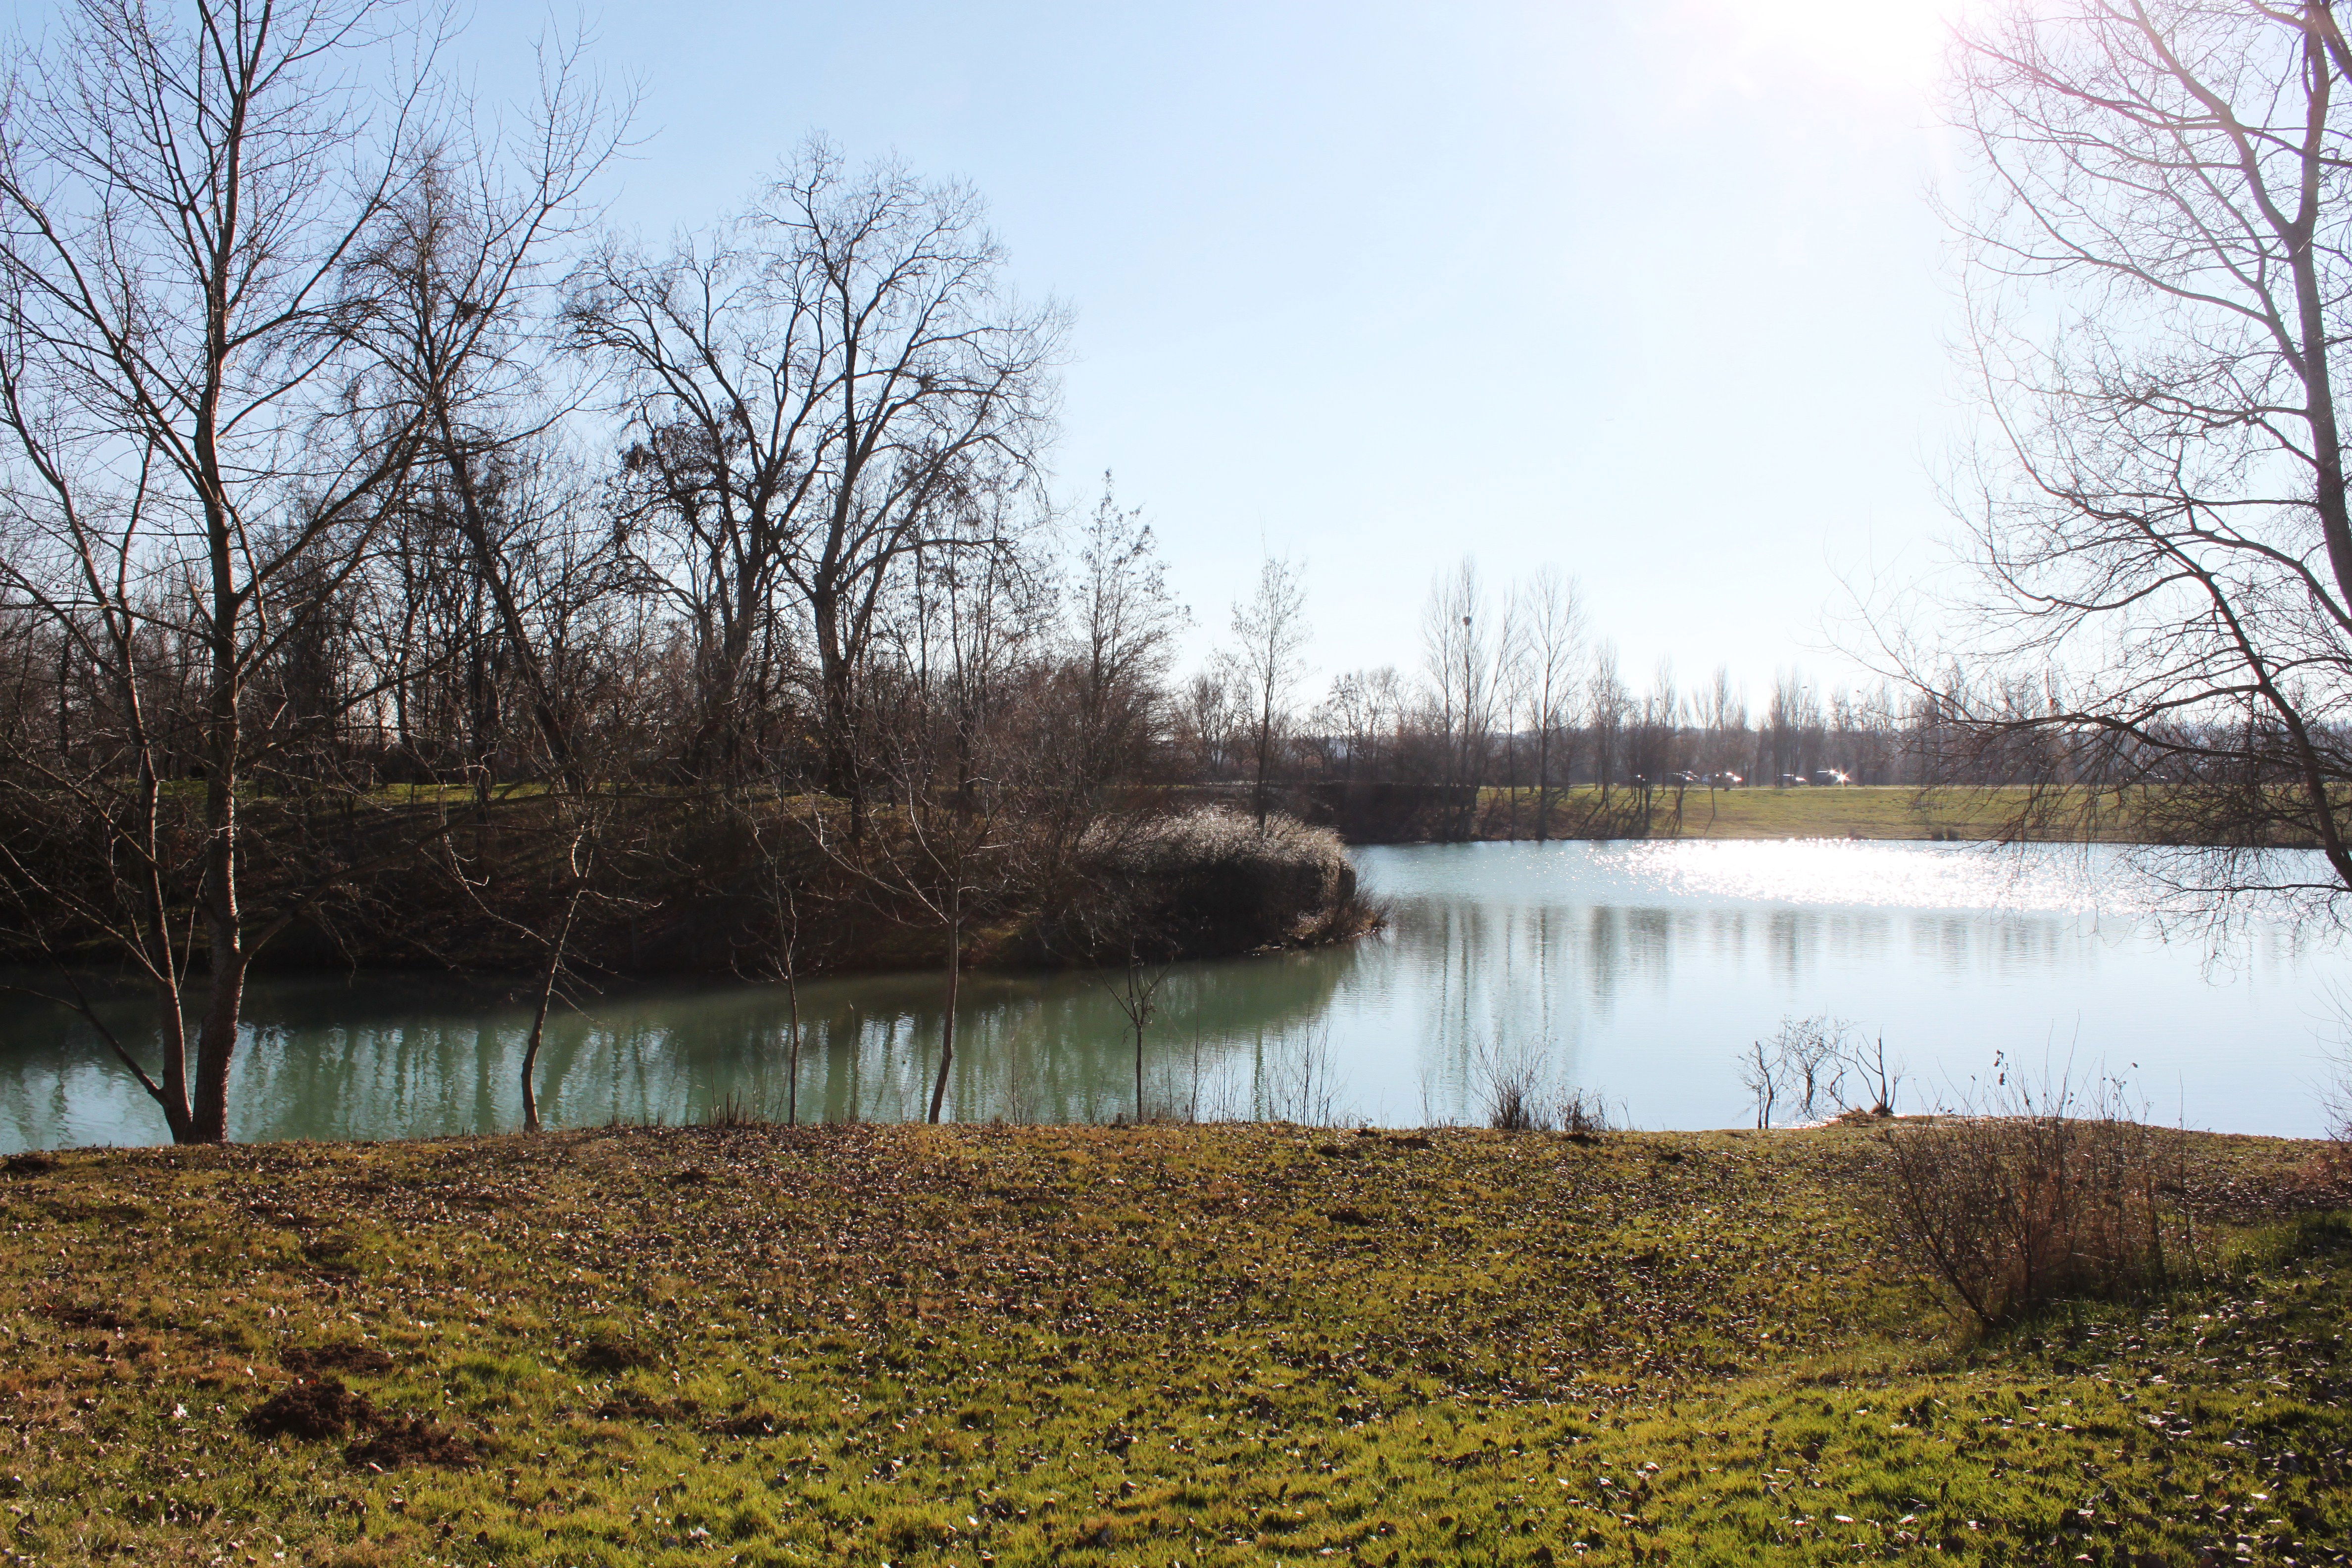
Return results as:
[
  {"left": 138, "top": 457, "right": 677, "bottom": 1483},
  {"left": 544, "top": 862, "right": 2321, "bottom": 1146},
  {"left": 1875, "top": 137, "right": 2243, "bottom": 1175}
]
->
[
  {"left": 1476, "top": 785, "right": 2150, "bottom": 843},
  {"left": 3, "top": 1124, "right": 2347, "bottom": 1566}
]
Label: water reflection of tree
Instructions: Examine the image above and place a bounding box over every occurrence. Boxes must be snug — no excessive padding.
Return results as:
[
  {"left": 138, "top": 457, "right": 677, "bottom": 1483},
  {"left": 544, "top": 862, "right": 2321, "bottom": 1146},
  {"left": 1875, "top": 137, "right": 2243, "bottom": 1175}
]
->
[
  {"left": 11, "top": 846, "right": 2263, "bottom": 1146},
  {"left": 0, "top": 984, "right": 168, "bottom": 1149},
  {"left": 0, "top": 935, "right": 1363, "bottom": 1140}
]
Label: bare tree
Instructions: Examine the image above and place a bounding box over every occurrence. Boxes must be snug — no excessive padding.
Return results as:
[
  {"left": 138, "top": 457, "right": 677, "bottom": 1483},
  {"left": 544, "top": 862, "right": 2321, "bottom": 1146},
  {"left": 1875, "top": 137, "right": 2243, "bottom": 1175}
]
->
[
  {"left": 1109, "top": 954, "right": 1171, "bottom": 1123},
  {"left": 1314, "top": 665, "right": 1405, "bottom": 781},
  {"left": 1228, "top": 553, "right": 1310, "bottom": 828},
  {"left": 337, "top": 48, "right": 629, "bottom": 791},
  {"left": 1496, "top": 588, "right": 1529, "bottom": 836},
  {"left": 1631, "top": 658, "right": 1682, "bottom": 830},
  {"left": 1738, "top": 1034, "right": 1783, "bottom": 1129},
  {"left": 1422, "top": 558, "right": 1497, "bottom": 839},
  {"left": 812, "top": 510, "right": 1045, "bottom": 1124},
  {"left": 1895, "top": 0, "right": 2352, "bottom": 914},
  {"left": 1176, "top": 667, "right": 1245, "bottom": 780},
  {"left": 1519, "top": 567, "right": 1584, "bottom": 840},
  {"left": 432, "top": 788, "right": 619, "bottom": 1132},
  {"left": 1587, "top": 640, "right": 1629, "bottom": 811},
  {"left": 1701, "top": 663, "right": 1744, "bottom": 817},
  {"left": 1058, "top": 473, "right": 1184, "bottom": 809},
  {"left": 0, "top": 0, "right": 452, "bottom": 1143},
  {"left": 1764, "top": 670, "right": 1817, "bottom": 785},
  {"left": 567, "top": 140, "right": 1066, "bottom": 812}
]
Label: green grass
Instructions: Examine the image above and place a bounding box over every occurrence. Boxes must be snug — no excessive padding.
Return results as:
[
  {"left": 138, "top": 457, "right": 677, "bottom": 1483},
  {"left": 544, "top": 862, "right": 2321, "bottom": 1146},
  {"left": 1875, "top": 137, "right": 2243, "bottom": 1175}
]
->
[
  {"left": 2, "top": 1124, "right": 2345, "bottom": 1566},
  {"left": 1480, "top": 784, "right": 2151, "bottom": 842}
]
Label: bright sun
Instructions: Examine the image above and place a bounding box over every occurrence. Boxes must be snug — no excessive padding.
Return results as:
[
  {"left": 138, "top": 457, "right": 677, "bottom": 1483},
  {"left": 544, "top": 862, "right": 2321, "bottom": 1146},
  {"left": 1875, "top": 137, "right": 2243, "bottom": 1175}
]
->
[{"left": 1698, "top": 0, "right": 1966, "bottom": 95}]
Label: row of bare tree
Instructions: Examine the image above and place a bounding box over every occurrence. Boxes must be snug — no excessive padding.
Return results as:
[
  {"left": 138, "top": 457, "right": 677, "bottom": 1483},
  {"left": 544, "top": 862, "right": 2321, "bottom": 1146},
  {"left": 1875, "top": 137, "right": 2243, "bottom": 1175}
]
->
[
  {"left": 0, "top": 0, "right": 1203, "bottom": 1142},
  {"left": 1170, "top": 556, "right": 2157, "bottom": 839},
  {"left": 1193, "top": 0, "right": 2352, "bottom": 895}
]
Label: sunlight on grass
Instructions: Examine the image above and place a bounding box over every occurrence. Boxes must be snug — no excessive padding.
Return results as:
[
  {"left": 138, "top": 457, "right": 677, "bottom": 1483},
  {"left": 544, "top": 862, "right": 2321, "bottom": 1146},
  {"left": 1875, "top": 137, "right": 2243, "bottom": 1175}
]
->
[{"left": 0, "top": 1124, "right": 2342, "bottom": 1565}]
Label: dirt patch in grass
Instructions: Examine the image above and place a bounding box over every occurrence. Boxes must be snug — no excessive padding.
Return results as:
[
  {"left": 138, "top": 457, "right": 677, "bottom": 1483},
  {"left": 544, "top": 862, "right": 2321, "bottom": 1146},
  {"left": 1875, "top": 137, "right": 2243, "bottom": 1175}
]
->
[
  {"left": 569, "top": 1331, "right": 656, "bottom": 1373},
  {"left": 344, "top": 1418, "right": 474, "bottom": 1470},
  {"left": 40, "top": 1300, "right": 128, "bottom": 1330},
  {"left": 281, "top": 1342, "right": 396, "bottom": 1378},
  {"left": 244, "top": 1378, "right": 376, "bottom": 1440}
]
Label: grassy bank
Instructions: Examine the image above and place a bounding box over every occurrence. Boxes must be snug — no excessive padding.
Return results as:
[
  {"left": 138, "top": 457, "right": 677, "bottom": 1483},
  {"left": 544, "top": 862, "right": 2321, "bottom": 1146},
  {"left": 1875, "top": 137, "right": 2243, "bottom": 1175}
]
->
[
  {"left": 3, "top": 1125, "right": 2346, "bottom": 1566},
  {"left": 0, "top": 792, "right": 1374, "bottom": 980},
  {"left": 1449, "top": 785, "right": 2149, "bottom": 844}
]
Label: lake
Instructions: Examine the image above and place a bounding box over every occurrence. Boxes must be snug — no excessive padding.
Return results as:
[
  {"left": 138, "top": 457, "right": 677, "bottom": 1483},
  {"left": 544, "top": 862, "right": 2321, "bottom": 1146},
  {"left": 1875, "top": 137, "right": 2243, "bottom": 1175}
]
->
[{"left": 0, "top": 839, "right": 2342, "bottom": 1151}]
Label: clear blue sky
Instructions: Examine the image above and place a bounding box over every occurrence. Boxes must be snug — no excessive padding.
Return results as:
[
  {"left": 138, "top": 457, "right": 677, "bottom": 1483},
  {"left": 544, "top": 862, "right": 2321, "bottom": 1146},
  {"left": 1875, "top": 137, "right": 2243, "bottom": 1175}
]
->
[{"left": 491, "top": 0, "right": 1965, "bottom": 703}]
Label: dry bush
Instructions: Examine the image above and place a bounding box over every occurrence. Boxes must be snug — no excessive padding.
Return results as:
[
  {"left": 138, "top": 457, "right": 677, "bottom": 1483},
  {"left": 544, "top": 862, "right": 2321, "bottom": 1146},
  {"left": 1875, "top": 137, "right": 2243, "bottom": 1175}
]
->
[
  {"left": 1486, "top": 1064, "right": 1546, "bottom": 1132},
  {"left": 1471, "top": 1037, "right": 1551, "bottom": 1132},
  {"left": 1876, "top": 1074, "right": 2199, "bottom": 1329},
  {"left": 701, "top": 1093, "right": 768, "bottom": 1130},
  {"left": 2319, "top": 1051, "right": 2352, "bottom": 1189},
  {"left": 1472, "top": 1038, "right": 1613, "bottom": 1135},
  {"left": 1263, "top": 1022, "right": 1346, "bottom": 1126},
  {"left": 1080, "top": 809, "right": 1373, "bottom": 957},
  {"left": 1741, "top": 1015, "right": 1904, "bottom": 1127},
  {"left": 1555, "top": 1088, "right": 1615, "bottom": 1137}
]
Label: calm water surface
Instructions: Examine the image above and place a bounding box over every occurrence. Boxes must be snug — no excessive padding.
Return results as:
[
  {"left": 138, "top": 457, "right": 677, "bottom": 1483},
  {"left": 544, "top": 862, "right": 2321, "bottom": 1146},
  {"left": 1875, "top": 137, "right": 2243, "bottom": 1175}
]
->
[{"left": 0, "top": 840, "right": 2342, "bottom": 1150}]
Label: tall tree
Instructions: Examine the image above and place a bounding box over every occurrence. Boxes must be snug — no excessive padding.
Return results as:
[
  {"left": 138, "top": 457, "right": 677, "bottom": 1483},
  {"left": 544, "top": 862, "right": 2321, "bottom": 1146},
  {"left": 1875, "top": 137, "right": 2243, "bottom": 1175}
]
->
[
  {"left": 1519, "top": 567, "right": 1584, "bottom": 840},
  {"left": 1422, "top": 558, "right": 1497, "bottom": 839},
  {"left": 567, "top": 140, "right": 1066, "bottom": 809},
  {"left": 1228, "top": 553, "right": 1310, "bottom": 828},
  {"left": 339, "top": 52, "right": 627, "bottom": 792},
  {"left": 1907, "top": 0, "right": 2352, "bottom": 911},
  {"left": 1061, "top": 474, "right": 1184, "bottom": 806},
  {"left": 0, "top": 0, "right": 448, "bottom": 1143},
  {"left": 1587, "top": 641, "right": 1628, "bottom": 810}
]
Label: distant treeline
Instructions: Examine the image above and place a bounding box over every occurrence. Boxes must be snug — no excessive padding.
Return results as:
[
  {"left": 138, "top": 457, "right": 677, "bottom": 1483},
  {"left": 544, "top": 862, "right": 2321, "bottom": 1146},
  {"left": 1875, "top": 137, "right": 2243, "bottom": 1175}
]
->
[{"left": 1175, "top": 559, "right": 2132, "bottom": 844}]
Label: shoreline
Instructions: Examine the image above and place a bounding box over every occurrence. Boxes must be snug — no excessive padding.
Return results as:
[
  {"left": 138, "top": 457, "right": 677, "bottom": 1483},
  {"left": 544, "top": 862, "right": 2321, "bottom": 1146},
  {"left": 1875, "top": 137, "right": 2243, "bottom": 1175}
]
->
[{"left": 1318, "top": 784, "right": 2225, "bottom": 847}]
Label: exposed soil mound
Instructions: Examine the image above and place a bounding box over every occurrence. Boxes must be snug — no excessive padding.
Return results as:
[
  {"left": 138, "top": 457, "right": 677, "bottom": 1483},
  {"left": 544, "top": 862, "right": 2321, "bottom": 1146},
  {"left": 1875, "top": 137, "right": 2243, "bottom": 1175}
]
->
[
  {"left": 244, "top": 1378, "right": 376, "bottom": 1441},
  {"left": 282, "top": 1342, "right": 396, "bottom": 1378},
  {"left": 42, "top": 1301, "right": 127, "bottom": 1330},
  {"left": 570, "top": 1332, "right": 657, "bottom": 1373},
  {"left": 593, "top": 1390, "right": 696, "bottom": 1422},
  {"left": 345, "top": 1419, "right": 474, "bottom": 1470},
  {"left": 709, "top": 1406, "right": 783, "bottom": 1437}
]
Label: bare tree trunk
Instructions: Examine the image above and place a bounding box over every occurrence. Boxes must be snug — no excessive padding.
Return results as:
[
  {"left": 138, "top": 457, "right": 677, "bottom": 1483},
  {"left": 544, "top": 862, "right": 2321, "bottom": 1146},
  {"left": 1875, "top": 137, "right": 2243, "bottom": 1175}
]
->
[
  {"left": 1535, "top": 726, "right": 1551, "bottom": 843},
  {"left": 190, "top": 536, "right": 245, "bottom": 1143},
  {"left": 785, "top": 964, "right": 803, "bottom": 1128},
  {"left": 520, "top": 879, "right": 585, "bottom": 1133},
  {"left": 1253, "top": 698, "right": 1274, "bottom": 829},
  {"left": 814, "top": 592, "right": 867, "bottom": 837},
  {"left": 190, "top": 956, "right": 246, "bottom": 1145},
  {"left": 928, "top": 896, "right": 961, "bottom": 1124}
]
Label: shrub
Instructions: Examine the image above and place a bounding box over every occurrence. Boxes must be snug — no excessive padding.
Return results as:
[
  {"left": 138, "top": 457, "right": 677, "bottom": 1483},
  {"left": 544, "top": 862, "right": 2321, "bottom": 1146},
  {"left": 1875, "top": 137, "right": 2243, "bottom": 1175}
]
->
[
  {"left": 1740, "top": 1016, "right": 1903, "bottom": 1127},
  {"left": 2323, "top": 1049, "right": 2352, "bottom": 1187},
  {"left": 1555, "top": 1089, "right": 1615, "bottom": 1137},
  {"left": 1875, "top": 1074, "right": 2198, "bottom": 1328},
  {"left": 1470, "top": 1037, "right": 1613, "bottom": 1135},
  {"left": 701, "top": 1093, "right": 766, "bottom": 1129},
  {"left": 1486, "top": 1064, "right": 1545, "bottom": 1133},
  {"left": 1076, "top": 809, "right": 1373, "bottom": 958}
]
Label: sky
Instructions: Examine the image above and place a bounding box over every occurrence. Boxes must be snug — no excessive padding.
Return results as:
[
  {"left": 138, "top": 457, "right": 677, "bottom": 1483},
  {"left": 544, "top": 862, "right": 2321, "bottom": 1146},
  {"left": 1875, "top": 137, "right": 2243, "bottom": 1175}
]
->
[{"left": 471, "top": 0, "right": 1972, "bottom": 707}]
